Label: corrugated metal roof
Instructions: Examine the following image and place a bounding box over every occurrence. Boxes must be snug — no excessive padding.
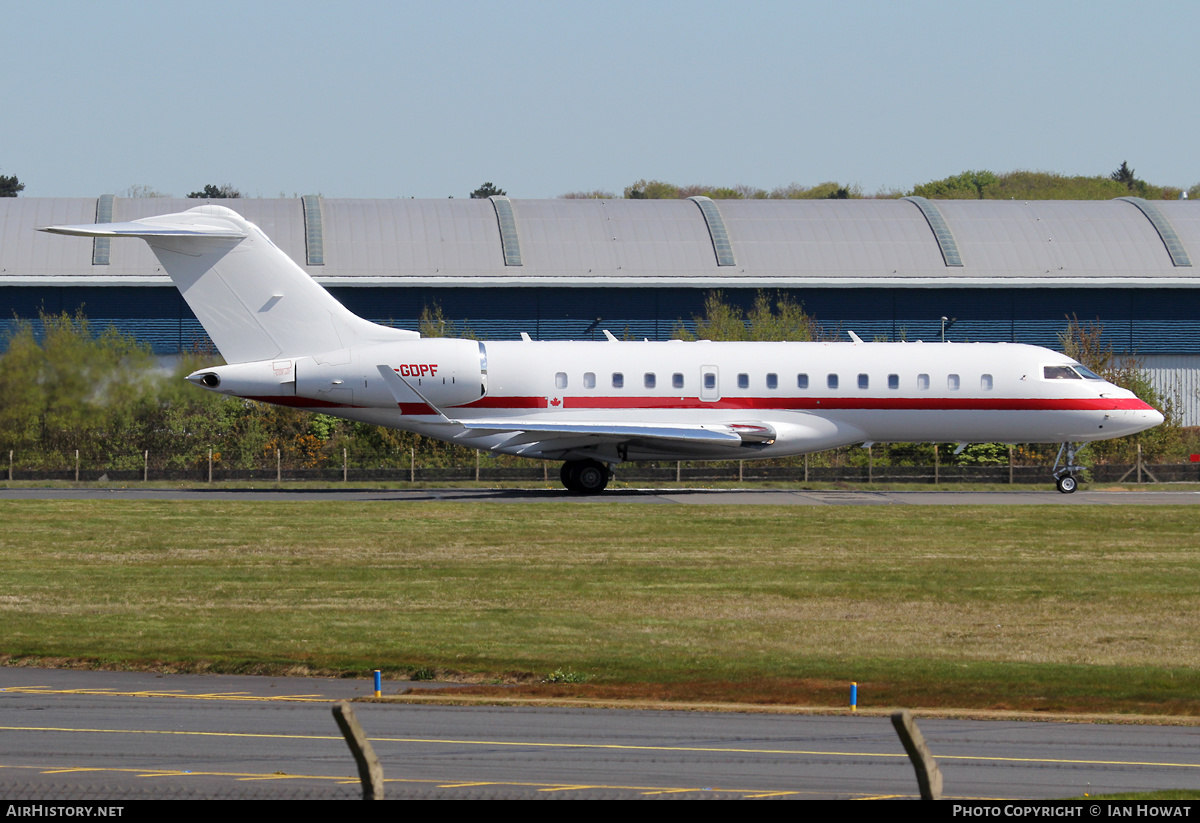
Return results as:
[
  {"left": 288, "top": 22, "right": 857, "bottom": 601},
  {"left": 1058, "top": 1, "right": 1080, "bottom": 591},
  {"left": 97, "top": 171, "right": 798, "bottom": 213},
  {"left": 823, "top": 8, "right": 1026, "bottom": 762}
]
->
[{"left": 4, "top": 196, "right": 1200, "bottom": 287}]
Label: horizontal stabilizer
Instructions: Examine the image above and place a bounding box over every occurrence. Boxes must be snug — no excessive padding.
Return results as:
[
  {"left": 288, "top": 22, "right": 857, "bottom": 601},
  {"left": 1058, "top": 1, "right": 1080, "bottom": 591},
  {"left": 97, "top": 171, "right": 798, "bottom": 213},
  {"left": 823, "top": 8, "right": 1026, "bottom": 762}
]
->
[{"left": 39, "top": 221, "right": 246, "bottom": 239}]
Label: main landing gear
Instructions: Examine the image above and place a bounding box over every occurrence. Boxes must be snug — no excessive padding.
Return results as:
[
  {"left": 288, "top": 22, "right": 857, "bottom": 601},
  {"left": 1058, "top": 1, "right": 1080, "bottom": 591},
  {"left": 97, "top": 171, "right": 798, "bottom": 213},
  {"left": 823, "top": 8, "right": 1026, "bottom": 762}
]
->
[
  {"left": 1052, "top": 442, "right": 1084, "bottom": 494},
  {"left": 560, "top": 459, "right": 612, "bottom": 494}
]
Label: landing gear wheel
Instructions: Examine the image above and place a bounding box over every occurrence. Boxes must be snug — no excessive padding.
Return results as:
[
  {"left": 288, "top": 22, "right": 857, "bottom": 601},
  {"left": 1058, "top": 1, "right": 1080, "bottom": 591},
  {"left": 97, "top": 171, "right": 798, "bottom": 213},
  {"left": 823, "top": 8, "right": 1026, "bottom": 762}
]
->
[
  {"left": 560, "top": 459, "right": 611, "bottom": 494},
  {"left": 1056, "top": 474, "right": 1077, "bottom": 494}
]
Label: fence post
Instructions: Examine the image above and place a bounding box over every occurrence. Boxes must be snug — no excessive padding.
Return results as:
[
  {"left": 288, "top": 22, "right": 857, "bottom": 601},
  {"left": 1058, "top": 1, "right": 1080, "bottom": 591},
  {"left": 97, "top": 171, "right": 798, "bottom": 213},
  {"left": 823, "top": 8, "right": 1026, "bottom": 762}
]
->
[
  {"left": 676, "top": 460, "right": 681, "bottom": 483},
  {"left": 475, "top": 451, "right": 480, "bottom": 482},
  {"left": 344, "top": 448, "right": 348, "bottom": 483},
  {"left": 8, "top": 450, "right": 12, "bottom": 482},
  {"left": 890, "top": 710, "right": 943, "bottom": 800},
  {"left": 276, "top": 449, "right": 281, "bottom": 483},
  {"left": 75, "top": 449, "right": 80, "bottom": 483},
  {"left": 1008, "top": 445, "right": 1013, "bottom": 485},
  {"left": 331, "top": 702, "right": 384, "bottom": 800},
  {"left": 144, "top": 450, "right": 149, "bottom": 483},
  {"left": 868, "top": 445, "right": 873, "bottom": 484},
  {"left": 410, "top": 448, "right": 415, "bottom": 483},
  {"left": 208, "top": 448, "right": 213, "bottom": 483},
  {"left": 804, "top": 453, "right": 808, "bottom": 483},
  {"left": 933, "top": 445, "right": 939, "bottom": 485},
  {"left": 739, "top": 460, "right": 744, "bottom": 482}
]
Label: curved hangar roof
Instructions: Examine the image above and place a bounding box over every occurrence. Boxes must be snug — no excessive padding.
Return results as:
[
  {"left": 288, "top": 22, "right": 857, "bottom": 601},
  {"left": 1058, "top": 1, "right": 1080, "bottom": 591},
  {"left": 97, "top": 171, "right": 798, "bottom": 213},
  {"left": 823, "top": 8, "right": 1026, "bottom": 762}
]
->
[{"left": 3, "top": 195, "right": 1199, "bottom": 287}]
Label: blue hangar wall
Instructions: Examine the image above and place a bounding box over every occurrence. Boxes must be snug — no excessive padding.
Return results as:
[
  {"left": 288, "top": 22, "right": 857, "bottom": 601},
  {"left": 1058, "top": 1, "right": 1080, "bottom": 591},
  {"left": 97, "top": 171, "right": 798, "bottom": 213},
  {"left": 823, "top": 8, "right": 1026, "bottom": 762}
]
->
[{"left": 2, "top": 284, "right": 1196, "bottom": 355}]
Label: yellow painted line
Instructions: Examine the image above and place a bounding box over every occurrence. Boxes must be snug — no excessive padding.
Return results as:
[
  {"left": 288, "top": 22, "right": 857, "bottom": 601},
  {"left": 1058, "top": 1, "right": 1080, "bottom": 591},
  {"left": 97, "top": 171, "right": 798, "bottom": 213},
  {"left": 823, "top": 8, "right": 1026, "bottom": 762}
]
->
[
  {"left": 41, "top": 768, "right": 106, "bottom": 774},
  {"left": 641, "top": 788, "right": 714, "bottom": 795},
  {"left": 0, "top": 764, "right": 861, "bottom": 797},
  {"left": 4, "top": 724, "right": 1198, "bottom": 771},
  {"left": 439, "top": 782, "right": 500, "bottom": 788},
  {"left": 745, "top": 791, "right": 802, "bottom": 798},
  {"left": 1, "top": 686, "right": 334, "bottom": 703}
]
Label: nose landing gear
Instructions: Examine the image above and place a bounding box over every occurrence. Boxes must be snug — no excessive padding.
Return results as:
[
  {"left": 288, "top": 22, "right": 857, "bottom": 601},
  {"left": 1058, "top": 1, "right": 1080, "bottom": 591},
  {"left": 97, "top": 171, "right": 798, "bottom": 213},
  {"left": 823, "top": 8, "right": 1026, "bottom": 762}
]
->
[
  {"left": 560, "top": 459, "right": 612, "bottom": 494},
  {"left": 1052, "top": 442, "right": 1085, "bottom": 494}
]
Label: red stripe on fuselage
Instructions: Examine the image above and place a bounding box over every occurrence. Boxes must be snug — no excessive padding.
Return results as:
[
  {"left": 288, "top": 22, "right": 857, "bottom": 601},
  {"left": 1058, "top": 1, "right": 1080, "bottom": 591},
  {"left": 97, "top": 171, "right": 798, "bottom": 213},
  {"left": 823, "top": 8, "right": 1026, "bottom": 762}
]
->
[{"left": 447, "top": 396, "right": 1155, "bottom": 413}]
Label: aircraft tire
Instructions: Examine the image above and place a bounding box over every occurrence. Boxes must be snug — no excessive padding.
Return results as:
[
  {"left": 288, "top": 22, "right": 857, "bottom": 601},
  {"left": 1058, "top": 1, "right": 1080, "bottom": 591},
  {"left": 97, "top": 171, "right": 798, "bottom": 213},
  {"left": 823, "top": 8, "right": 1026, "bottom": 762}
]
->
[
  {"left": 561, "top": 459, "right": 609, "bottom": 494},
  {"left": 1056, "top": 474, "right": 1077, "bottom": 494},
  {"left": 575, "top": 460, "right": 610, "bottom": 494},
  {"left": 560, "top": 462, "right": 581, "bottom": 492}
]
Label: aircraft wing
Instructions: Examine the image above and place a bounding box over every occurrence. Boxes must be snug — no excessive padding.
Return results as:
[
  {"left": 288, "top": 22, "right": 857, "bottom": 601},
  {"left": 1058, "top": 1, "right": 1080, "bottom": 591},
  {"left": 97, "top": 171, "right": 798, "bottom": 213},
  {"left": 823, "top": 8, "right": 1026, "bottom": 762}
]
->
[
  {"left": 459, "top": 420, "right": 742, "bottom": 443},
  {"left": 454, "top": 420, "right": 776, "bottom": 449}
]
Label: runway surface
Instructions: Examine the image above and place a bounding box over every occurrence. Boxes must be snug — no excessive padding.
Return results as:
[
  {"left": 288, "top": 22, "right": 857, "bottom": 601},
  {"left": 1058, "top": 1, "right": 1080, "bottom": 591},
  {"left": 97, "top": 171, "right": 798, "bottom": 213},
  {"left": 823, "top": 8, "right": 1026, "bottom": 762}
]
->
[
  {"left": 1, "top": 487, "right": 1198, "bottom": 505},
  {"left": 2, "top": 668, "right": 1198, "bottom": 800}
]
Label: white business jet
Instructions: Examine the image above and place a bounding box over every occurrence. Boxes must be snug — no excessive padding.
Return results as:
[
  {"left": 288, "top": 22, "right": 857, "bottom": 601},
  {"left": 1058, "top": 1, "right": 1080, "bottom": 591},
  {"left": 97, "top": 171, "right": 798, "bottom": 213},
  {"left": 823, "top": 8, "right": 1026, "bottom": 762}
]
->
[{"left": 41, "top": 205, "right": 1164, "bottom": 494}]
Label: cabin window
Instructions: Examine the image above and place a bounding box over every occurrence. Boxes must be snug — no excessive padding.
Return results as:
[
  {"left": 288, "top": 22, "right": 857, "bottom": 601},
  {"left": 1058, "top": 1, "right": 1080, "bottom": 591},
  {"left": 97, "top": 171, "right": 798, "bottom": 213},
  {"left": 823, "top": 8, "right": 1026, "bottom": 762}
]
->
[
  {"left": 766, "top": 373, "right": 778, "bottom": 390},
  {"left": 888, "top": 374, "right": 899, "bottom": 390},
  {"left": 797, "top": 373, "right": 809, "bottom": 389},
  {"left": 981, "top": 374, "right": 993, "bottom": 391},
  {"left": 612, "top": 372, "right": 624, "bottom": 389},
  {"left": 583, "top": 372, "right": 596, "bottom": 389},
  {"left": 555, "top": 372, "right": 567, "bottom": 389},
  {"left": 917, "top": 373, "right": 930, "bottom": 390},
  {"left": 1044, "top": 365, "right": 1082, "bottom": 380},
  {"left": 704, "top": 373, "right": 717, "bottom": 390},
  {"left": 858, "top": 373, "right": 869, "bottom": 390},
  {"left": 947, "top": 374, "right": 960, "bottom": 391},
  {"left": 737, "top": 373, "right": 749, "bottom": 389},
  {"left": 827, "top": 373, "right": 839, "bottom": 390},
  {"left": 644, "top": 372, "right": 656, "bottom": 389},
  {"left": 673, "top": 373, "right": 684, "bottom": 389}
]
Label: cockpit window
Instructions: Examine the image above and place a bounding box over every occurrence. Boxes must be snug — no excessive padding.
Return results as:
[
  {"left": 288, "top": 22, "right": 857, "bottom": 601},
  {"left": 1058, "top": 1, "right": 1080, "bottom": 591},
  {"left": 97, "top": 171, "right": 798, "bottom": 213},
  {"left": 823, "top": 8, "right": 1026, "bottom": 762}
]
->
[
  {"left": 1074, "top": 365, "right": 1104, "bottom": 380},
  {"left": 1044, "top": 365, "right": 1083, "bottom": 380}
]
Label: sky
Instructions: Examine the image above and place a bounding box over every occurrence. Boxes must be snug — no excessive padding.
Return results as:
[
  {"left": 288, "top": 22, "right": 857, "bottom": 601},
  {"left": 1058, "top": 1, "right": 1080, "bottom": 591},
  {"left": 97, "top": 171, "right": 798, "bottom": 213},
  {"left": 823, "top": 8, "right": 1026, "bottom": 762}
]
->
[{"left": 5, "top": 0, "right": 1199, "bottom": 200}]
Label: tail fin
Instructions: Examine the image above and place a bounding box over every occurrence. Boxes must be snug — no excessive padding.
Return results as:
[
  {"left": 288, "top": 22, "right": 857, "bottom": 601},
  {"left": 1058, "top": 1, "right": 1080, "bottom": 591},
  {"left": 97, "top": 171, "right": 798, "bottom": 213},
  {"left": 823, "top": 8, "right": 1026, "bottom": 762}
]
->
[{"left": 40, "top": 205, "right": 417, "bottom": 363}]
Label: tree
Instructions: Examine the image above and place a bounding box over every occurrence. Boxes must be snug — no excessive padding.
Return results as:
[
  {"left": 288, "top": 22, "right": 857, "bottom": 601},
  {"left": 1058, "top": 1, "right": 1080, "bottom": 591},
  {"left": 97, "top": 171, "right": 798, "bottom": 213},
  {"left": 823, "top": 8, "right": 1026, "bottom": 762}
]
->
[
  {"left": 417, "top": 301, "right": 475, "bottom": 340},
  {"left": 0, "top": 171, "right": 24, "bottom": 197},
  {"left": 623, "top": 179, "right": 679, "bottom": 199},
  {"left": 470, "top": 182, "right": 505, "bottom": 199},
  {"left": 559, "top": 190, "right": 616, "bottom": 199},
  {"left": 121, "top": 184, "right": 169, "bottom": 198},
  {"left": 911, "top": 170, "right": 998, "bottom": 199},
  {"left": 187, "top": 184, "right": 241, "bottom": 199},
  {"left": 674, "top": 291, "right": 825, "bottom": 342},
  {"left": 1110, "top": 161, "right": 1136, "bottom": 190}
]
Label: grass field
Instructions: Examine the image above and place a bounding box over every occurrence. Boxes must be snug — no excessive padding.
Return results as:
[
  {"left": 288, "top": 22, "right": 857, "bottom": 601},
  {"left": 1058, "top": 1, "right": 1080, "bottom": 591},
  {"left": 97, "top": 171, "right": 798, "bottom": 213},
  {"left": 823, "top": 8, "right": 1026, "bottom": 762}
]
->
[{"left": 2, "top": 500, "right": 1199, "bottom": 715}]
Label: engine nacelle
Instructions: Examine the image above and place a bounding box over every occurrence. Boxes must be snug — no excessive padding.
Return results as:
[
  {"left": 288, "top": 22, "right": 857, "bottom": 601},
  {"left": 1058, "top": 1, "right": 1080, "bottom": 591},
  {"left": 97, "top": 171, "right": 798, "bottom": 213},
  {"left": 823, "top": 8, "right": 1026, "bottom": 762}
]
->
[
  {"left": 186, "top": 360, "right": 296, "bottom": 398},
  {"left": 187, "top": 339, "right": 487, "bottom": 411}
]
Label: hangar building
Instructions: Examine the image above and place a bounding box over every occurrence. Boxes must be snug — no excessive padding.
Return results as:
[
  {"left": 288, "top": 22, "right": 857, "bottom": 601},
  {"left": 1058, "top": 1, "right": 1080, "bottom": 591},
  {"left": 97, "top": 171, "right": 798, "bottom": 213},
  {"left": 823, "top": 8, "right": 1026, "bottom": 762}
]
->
[{"left": 2, "top": 194, "right": 1198, "bottom": 423}]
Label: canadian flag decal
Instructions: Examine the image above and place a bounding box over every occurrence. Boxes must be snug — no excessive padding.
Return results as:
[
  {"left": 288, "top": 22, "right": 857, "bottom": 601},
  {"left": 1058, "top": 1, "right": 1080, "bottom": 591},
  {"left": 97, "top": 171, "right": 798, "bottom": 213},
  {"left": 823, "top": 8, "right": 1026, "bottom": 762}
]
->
[{"left": 550, "top": 397, "right": 562, "bottom": 407}]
